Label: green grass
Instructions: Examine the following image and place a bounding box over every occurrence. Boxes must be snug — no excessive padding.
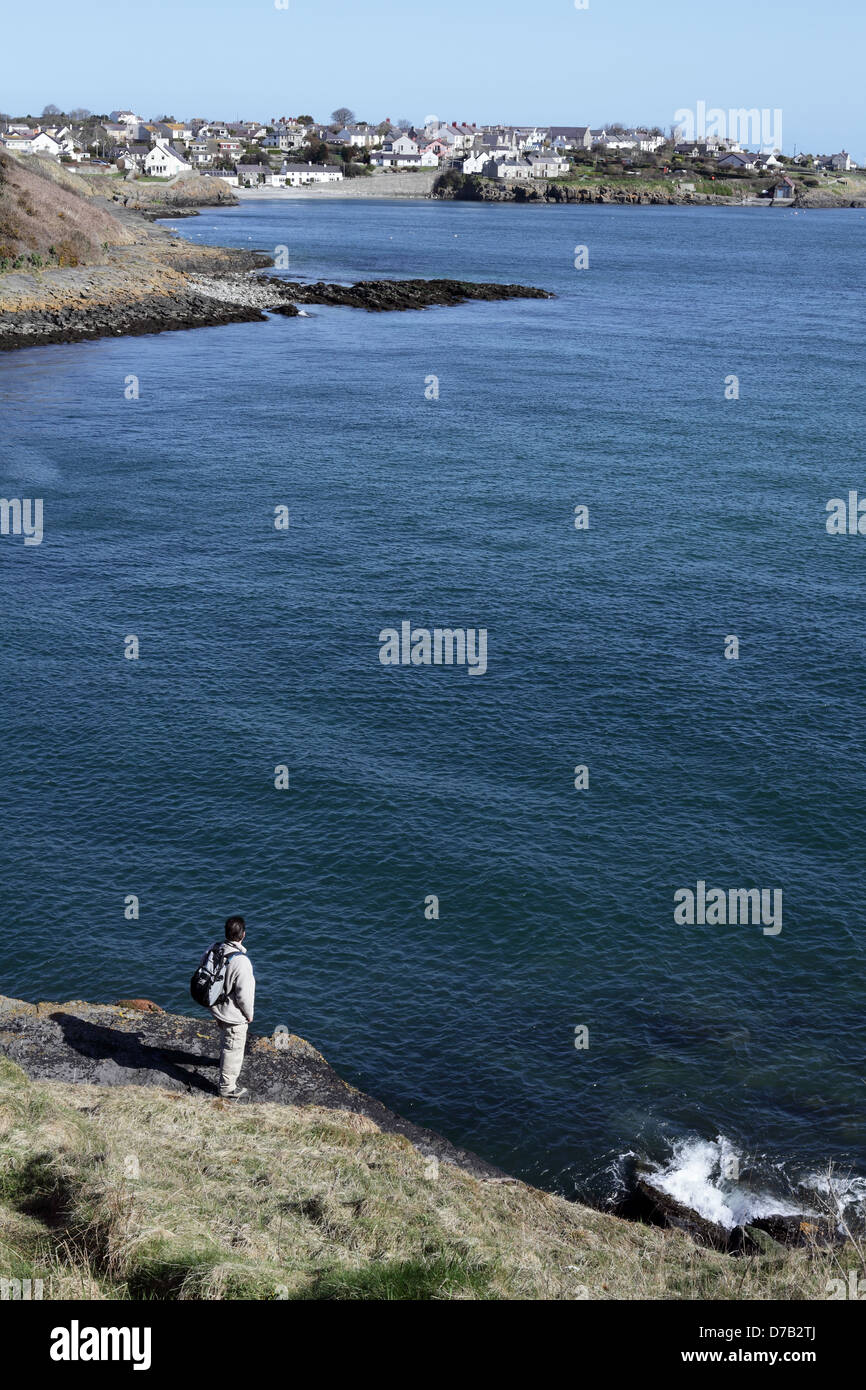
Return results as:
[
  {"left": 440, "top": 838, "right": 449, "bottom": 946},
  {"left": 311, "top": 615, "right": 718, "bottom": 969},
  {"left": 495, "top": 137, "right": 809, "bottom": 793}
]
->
[
  {"left": 299, "top": 1255, "right": 497, "bottom": 1300},
  {"left": 0, "top": 1058, "right": 861, "bottom": 1301},
  {"left": 695, "top": 180, "right": 735, "bottom": 197}
]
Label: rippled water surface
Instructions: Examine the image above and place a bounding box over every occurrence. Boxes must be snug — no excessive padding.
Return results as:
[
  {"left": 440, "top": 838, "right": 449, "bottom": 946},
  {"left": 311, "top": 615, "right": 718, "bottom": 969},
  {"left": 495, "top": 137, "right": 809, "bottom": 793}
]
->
[{"left": 1, "top": 198, "right": 863, "bottom": 1201}]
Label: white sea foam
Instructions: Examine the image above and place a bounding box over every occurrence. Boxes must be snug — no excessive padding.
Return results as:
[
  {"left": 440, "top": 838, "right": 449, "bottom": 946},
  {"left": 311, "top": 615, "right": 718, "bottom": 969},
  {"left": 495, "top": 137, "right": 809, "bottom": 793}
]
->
[
  {"left": 802, "top": 1170, "right": 866, "bottom": 1225},
  {"left": 647, "top": 1136, "right": 805, "bottom": 1230}
]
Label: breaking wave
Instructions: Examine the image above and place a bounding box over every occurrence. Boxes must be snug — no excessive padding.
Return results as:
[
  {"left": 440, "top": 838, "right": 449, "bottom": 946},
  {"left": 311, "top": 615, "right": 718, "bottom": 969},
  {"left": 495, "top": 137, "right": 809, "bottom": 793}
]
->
[{"left": 612, "top": 1134, "right": 866, "bottom": 1233}]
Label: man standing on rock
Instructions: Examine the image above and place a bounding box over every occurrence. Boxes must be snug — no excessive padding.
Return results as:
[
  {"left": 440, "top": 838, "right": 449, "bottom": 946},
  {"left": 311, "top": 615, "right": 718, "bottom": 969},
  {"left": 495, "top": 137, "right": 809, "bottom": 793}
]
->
[{"left": 203, "top": 915, "right": 255, "bottom": 1101}]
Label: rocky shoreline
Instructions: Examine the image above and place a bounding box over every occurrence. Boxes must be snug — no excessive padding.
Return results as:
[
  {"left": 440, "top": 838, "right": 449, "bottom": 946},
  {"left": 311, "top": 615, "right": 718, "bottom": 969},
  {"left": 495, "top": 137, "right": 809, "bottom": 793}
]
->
[
  {"left": 0, "top": 991, "right": 844, "bottom": 1257},
  {"left": 433, "top": 175, "right": 866, "bottom": 209},
  {"left": 0, "top": 994, "right": 508, "bottom": 1182},
  {"left": 0, "top": 158, "right": 553, "bottom": 351},
  {"left": 0, "top": 264, "right": 553, "bottom": 351}
]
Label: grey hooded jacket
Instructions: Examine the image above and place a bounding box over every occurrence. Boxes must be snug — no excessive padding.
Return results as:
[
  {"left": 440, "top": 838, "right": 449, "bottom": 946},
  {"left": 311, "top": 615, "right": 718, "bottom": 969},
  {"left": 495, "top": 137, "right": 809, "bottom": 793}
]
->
[{"left": 206, "top": 940, "right": 256, "bottom": 1025}]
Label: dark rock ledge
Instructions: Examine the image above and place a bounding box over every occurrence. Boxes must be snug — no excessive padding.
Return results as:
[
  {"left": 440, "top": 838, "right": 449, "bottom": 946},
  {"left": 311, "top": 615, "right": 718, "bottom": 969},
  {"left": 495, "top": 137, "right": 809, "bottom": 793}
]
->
[
  {"left": 274, "top": 277, "right": 553, "bottom": 312},
  {"left": 0, "top": 294, "right": 268, "bottom": 352},
  {"left": 0, "top": 994, "right": 509, "bottom": 1183},
  {"left": 0, "top": 276, "right": 553, "bottom": 352}
]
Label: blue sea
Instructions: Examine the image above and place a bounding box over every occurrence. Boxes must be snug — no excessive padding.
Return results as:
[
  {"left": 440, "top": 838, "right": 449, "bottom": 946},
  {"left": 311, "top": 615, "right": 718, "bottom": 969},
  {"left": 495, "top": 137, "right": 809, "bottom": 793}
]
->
[{"left": 1, "top": 198, "right": 864, "bottom": 1222}]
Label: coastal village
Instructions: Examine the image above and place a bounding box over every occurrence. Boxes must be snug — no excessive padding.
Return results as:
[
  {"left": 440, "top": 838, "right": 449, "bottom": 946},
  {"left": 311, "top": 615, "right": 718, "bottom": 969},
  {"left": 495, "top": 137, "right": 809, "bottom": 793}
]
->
[{"left": 0, "top": 107, "right": 859, "bottom": 197}]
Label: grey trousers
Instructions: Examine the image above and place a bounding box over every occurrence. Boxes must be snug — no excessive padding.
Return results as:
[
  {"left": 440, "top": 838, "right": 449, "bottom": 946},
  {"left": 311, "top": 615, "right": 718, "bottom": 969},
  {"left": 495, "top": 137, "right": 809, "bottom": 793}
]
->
[{"left": 218, "top": 1021, "right": 248, "bottom": 1095}]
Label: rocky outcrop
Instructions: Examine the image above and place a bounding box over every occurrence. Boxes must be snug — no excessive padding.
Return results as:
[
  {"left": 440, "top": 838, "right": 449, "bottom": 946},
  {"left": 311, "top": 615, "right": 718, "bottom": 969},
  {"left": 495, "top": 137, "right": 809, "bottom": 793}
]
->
[
  {"left": 0, "top": 265, "right": 552, "bottom": 349},
  {"left": 0, "top": 994, "right": 509, "bottom": 1182},
  {"left": 109, "top": 173, "right": 239, "bottom": 217},
  {"left": 793, "top": 187, "right": 866, "bottom": 208},
  {"left": 271, "top": 277, "right": 553, "bottom": 312},
  {"left": 0, "top": 291, "right": 267, "bottom": 351},
  {"left": 435, "top": 173, "right": 866, "bottom": 209},
  {"left": 435, "top": 175, "right": 737, "bottom": 206},
  {"left": 628, "top": 1164, "right": 842, "bottom": 1253}
]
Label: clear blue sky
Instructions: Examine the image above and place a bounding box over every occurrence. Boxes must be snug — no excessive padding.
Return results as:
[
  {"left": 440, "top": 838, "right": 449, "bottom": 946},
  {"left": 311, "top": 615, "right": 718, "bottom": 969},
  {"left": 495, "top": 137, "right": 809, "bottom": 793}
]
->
[{"left": 2, "top": 0, "right": 863, "bottom": 157}]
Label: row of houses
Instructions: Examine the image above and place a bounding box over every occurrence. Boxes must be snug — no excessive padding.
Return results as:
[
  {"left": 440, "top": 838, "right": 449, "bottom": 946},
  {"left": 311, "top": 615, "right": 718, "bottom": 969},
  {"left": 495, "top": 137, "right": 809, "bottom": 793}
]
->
[
  {"left": 206, "top": 161, "right": 344, "bottom": 188},
  {"left": 1, "top": 125, "right": 80, "bottom": 158},
  {"left": 2, "top": 108, "right": 859, "bottom": 187}
]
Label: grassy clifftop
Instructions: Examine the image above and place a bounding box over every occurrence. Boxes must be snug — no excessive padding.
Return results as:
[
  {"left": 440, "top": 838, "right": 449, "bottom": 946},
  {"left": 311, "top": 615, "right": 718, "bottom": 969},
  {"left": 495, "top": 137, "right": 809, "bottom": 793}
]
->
[{"left": 0, "top": 1056, "right": 855, "bottom": 1301}]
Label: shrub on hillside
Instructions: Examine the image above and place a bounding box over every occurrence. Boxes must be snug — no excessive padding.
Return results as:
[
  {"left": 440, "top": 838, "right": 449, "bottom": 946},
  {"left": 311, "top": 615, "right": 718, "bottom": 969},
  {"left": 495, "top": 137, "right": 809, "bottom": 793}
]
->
[{"left": 433, "top": 169, "right": 466, "bottom": 195}]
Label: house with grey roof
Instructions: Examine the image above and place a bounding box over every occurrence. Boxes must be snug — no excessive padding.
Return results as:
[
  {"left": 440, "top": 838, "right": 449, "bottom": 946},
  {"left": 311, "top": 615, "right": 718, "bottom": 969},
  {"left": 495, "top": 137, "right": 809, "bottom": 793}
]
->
[
  {"left": 717, "top": 150, "right": 759, "bottom": 170},
  {"left": 485, "top": 156, "right": 534, "bottom": 180},
  {"left": 236, "top": 162, "right": 268, "bottom": 186},
  {"left": 549, "top": 126, "right": 592, "bottom": 151},
  {"left": 526, "top": 152, "right": 570, "bottom": 177}
]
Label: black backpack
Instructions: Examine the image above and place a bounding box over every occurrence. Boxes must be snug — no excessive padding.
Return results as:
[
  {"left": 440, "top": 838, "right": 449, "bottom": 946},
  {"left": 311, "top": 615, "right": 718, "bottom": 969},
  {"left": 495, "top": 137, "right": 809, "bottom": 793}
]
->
[{"left": 190, "top": 942, "right": 241, "bottom": 1008}]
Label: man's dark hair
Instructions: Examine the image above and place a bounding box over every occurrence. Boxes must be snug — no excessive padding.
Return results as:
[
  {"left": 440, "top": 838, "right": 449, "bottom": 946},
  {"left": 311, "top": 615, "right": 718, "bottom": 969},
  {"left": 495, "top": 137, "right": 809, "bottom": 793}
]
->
[{"left": 224, "top": 915, "right": 246, "bottom": 942}]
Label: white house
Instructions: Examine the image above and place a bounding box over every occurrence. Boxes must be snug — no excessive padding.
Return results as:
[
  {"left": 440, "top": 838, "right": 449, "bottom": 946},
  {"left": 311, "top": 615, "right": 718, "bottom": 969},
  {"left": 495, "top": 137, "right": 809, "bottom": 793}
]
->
[
  {"left": 53, "top": 128, "right": 86, "bottom": 162},
  {"left": 371, "top": 148, "right": 438, "bottom": 169},
  {"left": 462, "top": 150, "right": 491, "bottom": 175},
  {"left": 262, "top": 129, "right": 305, "bottom": 151},
  {"left": 109, "top": 112, "right": 146, "bottom": 141},
  {"left": 630, "top": 130, "right": 666, "bottom": 152},
  {"left": 389, "top": 134, "right": 419, "bottom": 156},
  {"left": 200, "top": 169, "right": 238, "bottom": 186},
  {"left": 144, "top": 141, "right": 192, "bottom": 177},
  {"left": 1, "top": 131, "right": 36, "bottom": 152},
  {"left": 113, "top": 143, "right": 150, "bottom": 171},
  {"left": 334, "top": 124, "right": 380, "bottom": 148},
  {"left": 1, "top": 128, "right": 62, "bottom": 157},
  {"left": 512, "top": 126, "right": 547, "bottom": 151},
  {"left": 164, "top": 122, "right": 193, "bottom": 145},
  {"left": 275, "top": 162, "right": 344, "bottom": 186},
  {"left": 427, "top": 122, "right": 475, "bottom": 152},
  {"left": 30, "top": 131, "right": 63, "bottom": 158}
]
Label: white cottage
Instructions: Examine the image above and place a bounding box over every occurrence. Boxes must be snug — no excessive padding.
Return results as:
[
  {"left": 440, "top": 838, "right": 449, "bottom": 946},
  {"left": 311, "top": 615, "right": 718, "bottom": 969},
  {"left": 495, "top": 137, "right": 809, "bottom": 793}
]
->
[{"left": 144, "top": 141, "right": 192, "bottom": 177}]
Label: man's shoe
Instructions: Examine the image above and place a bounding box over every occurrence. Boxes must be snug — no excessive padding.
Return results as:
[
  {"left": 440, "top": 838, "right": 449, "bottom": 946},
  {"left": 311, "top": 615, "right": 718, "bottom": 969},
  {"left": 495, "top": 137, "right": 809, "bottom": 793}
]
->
[{"left": 220, "top": 1087, "right": 250, "bottom": 1101}]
